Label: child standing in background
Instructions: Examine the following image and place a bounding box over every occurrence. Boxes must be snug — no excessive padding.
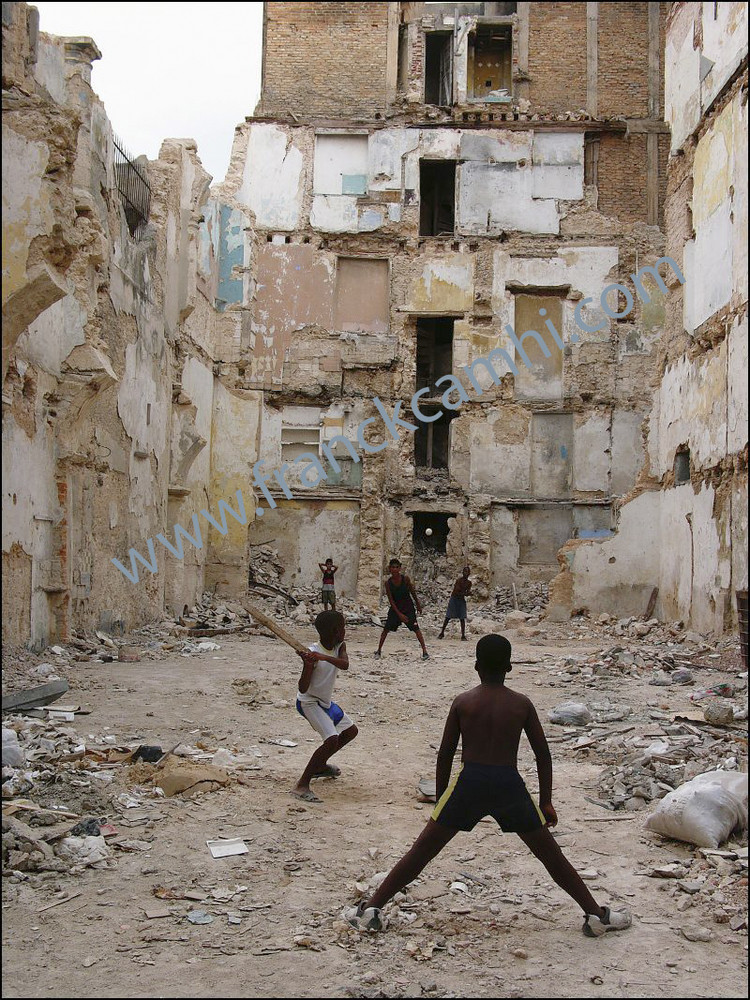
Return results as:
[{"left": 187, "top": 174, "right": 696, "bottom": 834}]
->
[{"left": 319, "top": 558, "right": 338, "bottom": 611}]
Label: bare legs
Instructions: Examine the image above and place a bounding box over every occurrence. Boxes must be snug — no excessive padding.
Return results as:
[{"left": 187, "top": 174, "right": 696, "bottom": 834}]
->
[
  {"left": 363, "top": 819, "right": 605, "bottom": 918},
  {"left": 437, "top": 618, "right": 467, "bottom": 640},
  {"left": 517, "top": 825, "right": 605, "bottom": 917},
  {"left": 293, "top": 725, "right": 358, "bottom": 798},
  {"left": 367, "top": 820, "right": 458, "bottom": 909},
  {"left": 376, "top": 627, "right": 428, "bottom": 656}
]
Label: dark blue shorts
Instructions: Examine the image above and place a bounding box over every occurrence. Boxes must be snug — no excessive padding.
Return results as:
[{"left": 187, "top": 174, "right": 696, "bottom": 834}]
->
[
  {"left": 384, "top": 607, "right": 418, "bottom": 632},
  {"left": 445, "top": 596, "right": 467, "bottom": 621},
  {"left": 432, "top": 763, "right": 545, "bottom": 833}
]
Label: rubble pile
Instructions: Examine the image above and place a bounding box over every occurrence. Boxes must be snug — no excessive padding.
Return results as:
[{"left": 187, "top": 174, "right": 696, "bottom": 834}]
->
[
  {"left": 247, "top": 544, "right": 286, "bottom": 590},
  {"left": 593, "top": 729, "right": 745, "bottom": 813},
  {"left": 641, "top": 845, "right": 749, "bottom": 935},
  {"left": 492, "top": 583, "right": 549, "bottom": 614},
  {"left": 2, "top": 714, "right": 116, "bottom": 875}
]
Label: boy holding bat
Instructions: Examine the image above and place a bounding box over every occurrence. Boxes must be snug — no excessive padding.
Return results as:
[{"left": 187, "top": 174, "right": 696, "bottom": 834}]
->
[{"left": 292, "top": 610, "right": 358, "bottom": 803}]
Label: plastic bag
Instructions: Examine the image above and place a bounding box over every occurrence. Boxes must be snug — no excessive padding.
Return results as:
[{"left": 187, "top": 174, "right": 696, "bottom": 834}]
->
[
  {"left": 645, "top": 770, "right": 748, "bottom": 848},
  {"left": 547, "top": 702, "right": 592, "bottom": 726}
]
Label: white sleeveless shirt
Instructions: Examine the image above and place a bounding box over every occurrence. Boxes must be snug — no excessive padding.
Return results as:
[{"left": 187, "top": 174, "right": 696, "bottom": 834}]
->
[{"left": 297, "top": 641, "right": 343, "bottom": 708}]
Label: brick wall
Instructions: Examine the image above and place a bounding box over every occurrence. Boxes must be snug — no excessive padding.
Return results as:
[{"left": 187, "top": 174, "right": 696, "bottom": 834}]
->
[
  {"left": 528, "top": 2, "right": 587, "bottom": 113},
  {"left": 260, "top": 2, "right": 390, "bottom": 119},
  {"left": 597, "top": 133, "right": 648, "bottom": 223},
  {"left": 597, "top": 2, "right": 650, "bottom": 118}
]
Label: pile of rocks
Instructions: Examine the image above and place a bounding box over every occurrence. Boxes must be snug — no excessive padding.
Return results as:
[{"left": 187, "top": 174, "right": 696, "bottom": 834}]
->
[
  {"left": 248, "top": 544, "right": 286, "bottom": 589},
  {"left": 594, "top": 730, "right": 743, "bottom": 812},
  {"left": 492, "top": 584, "right": 549, "bottom": 615},
  {"left": 2, "top": 714, "right": 117, "bottom": 876},
  {"left": 644, "top": 846, "right": 748, "bottom": 936}
]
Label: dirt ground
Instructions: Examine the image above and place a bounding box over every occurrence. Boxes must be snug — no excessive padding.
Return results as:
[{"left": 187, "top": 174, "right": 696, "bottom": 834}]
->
[{"left": 2, "top": 620, "right": 748, "bottom": 999}]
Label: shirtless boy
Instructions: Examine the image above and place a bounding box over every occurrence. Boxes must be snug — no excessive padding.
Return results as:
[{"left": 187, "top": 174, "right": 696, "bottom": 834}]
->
[
  {"left": 375, "top": 558, "right": 429, "bottom": 661},
  {"left": 349, "top": 634, "right": 631, "bottom": 937},
  {"left": 438, "top": 566, "right": 472, "bottom": 641}
]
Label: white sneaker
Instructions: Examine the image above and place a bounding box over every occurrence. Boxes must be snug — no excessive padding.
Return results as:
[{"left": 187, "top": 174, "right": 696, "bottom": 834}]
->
[
  {"left": 583, "top": 905, "right": 632, "bottom": 937},
  {"left": 344, "top": 902, "right": 385, "bottom": 932}
]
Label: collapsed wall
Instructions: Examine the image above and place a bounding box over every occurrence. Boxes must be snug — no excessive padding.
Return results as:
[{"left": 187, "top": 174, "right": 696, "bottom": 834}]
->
[
  {"left": 2, "top": 3, "right": 263, "bottom": 648},
  {"left": 551, "top": 1, "right": 748, "bottom": 633},
  {"left": 4, "top": 1, "right": 745, "bottom": 647}
]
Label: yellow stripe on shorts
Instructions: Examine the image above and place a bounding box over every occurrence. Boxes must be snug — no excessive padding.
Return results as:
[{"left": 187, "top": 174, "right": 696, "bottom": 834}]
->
[{"left": 431, "top": 765, "right": 463, "bottom": 821}]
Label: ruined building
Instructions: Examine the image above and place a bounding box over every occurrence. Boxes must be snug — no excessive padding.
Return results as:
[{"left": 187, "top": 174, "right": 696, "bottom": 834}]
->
[
  {"left": 551, "top": 1, "right": 748, "bottom": 633},
  {"left": 2, "top": 2, "right": 747, "bottom": 650},
  {"left": 235, "top": 0, "right": 672, "bottom": 608},
  {"left": 2, "top": 1, "right": 254, "bottom": 646}
]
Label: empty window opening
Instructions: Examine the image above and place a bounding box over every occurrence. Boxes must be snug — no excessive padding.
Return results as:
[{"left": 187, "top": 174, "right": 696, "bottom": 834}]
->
[
  {"left": 412, "top": 511, "right": 452, "bottom": 554},
  {"left": 415, "top": 409, "right": 456, "bottom": 471},
  {"left": 146, "top": 403, "right": 151, "bottom": 426},
  {"left": 419, "top": 160, "right": 456, "bottom": 236},
  {"left": 416, "top": 317, "right": 454, "bottom": 396},
  {"left": 397, "top": 24, "right": 409, "bottom": 94},
  {"left": 468, "top": 25, "right": 512, "bottom": 101},
  {"left": 674, "top": 448, "right": 691, "bottom": 484},
  {"left": 425, "top": 32, "right": 453, "bottom": 106},
  {"left": 584, "top": 133, "right": 600, "bottom": 188}
]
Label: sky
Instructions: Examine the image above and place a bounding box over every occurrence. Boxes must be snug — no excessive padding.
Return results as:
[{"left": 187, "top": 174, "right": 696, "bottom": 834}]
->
[{"left": 32, "top": 2, "right": 264, "bottom": 183}]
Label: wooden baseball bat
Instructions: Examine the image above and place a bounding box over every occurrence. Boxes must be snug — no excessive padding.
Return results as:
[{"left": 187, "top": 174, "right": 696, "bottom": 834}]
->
[{"left": 242, "top": 600, "right": 309, "bottom": 654}]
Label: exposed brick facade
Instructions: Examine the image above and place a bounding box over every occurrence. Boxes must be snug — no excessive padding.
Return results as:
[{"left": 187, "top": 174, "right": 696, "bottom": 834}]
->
[
  {"left": 260, "top": 2, "right": 391, "bottom": 119},
  {"left": 527, "top": 3, "right": 588, "bottom": 113},
  {"left": 597, "top": 132, "right": 648, "bottom": 223},
  {"left": 597, "top": 2, "right": 650, "bottom": 118}
]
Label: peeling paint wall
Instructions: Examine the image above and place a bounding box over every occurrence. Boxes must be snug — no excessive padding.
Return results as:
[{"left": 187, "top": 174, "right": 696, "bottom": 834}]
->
[
  {"left": 9, "top": 3, "right": 731, "bottom": 643},
  {"left": 556, "top": 2, "right": 748, "bottom": 634},
  {"left": 2, "top": 5, "right": 261, "bottom": 647}
]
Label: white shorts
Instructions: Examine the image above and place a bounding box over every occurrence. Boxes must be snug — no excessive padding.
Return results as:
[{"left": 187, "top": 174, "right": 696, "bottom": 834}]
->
[{"left": 296, "top": 698, "right": 355, "bottom": 741}]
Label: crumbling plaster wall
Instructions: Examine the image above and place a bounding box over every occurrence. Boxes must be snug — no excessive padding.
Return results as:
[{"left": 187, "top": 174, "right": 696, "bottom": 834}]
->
[
  {"left": 553, "top": 2, "right": 748, "bottom": 634},
  {"left": 221, "top": 104, "right": 666, "bottom": 604},
  {"left": 2, "top": 5, "right": 264, "bottom": 647}
]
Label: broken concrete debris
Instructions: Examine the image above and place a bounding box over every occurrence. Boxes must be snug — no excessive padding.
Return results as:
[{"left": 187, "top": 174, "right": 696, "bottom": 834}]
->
[{"left": 548, "top": 702, "right": 592, "bottom": 726}]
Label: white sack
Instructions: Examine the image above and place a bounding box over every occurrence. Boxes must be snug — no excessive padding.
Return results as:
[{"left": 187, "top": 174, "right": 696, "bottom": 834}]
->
[{"left": 645, "top": 770, "right": 748, "bottom": 849}]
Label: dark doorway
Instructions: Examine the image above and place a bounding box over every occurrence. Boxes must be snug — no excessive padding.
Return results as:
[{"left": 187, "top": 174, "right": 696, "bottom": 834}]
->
[
  {"left": 419, "top": 160, "right": 456, "bottom": 236},
  {"left": 415, "top": 409, "right": 456, "bottom": 471},
  {"left": 416, "top": 317, "right": 454, "bottom": 395},
  {"left": 425, "top": 32, "right": 453, "bottom": 106},
  {"left": 674, "top": 447, "right": 691, "bottom": 484}
]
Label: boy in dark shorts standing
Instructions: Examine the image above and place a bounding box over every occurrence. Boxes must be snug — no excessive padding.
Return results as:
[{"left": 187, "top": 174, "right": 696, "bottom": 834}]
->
[
  {"left": 292, "top": 611, "right": 358, "bottom": 804},
  {"left": 438, "top": 565, "right": 472, "bottom": 641},
  {"left": 375, "top": 558, "right": 429, "bottom": 661},
  {"left": 349, "top": 634, "right": 631, "bottom": 937}
]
